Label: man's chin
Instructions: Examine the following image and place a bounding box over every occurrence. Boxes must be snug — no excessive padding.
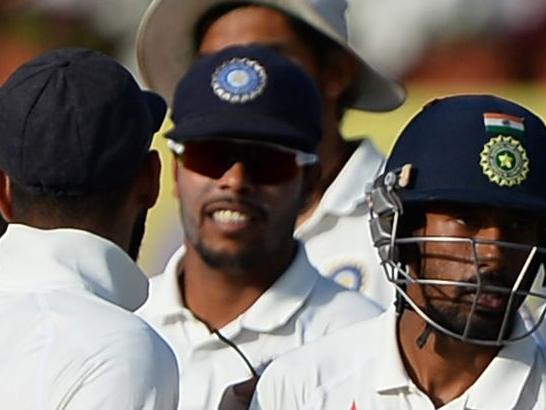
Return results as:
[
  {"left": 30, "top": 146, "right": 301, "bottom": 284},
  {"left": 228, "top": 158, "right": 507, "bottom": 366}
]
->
[
  {"left": 424, "top": 303, "right": 510, "bottom": 341},
  {"left": 195, "top": 242, "right": 262, "bottom": 274}
]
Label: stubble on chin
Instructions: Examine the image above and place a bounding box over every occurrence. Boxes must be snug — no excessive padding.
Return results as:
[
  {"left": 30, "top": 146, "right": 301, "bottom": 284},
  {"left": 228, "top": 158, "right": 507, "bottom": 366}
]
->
[{"left": 423, "top": 299, "right": 513, "bottom": 341}]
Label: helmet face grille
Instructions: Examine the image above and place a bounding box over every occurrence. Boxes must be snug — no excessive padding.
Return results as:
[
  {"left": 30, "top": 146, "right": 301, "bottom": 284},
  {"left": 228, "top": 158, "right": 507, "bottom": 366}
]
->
[{"left": 368, "top": 168, "right": 546, "bottom": 346}]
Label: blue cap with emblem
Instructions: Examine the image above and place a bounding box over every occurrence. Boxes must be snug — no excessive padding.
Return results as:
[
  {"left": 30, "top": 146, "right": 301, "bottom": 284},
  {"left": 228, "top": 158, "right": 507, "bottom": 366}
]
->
[
  {"left": 167, "top": 45, "right": 322, "bottom": 155},
  {"left": 385, "top": 94, "right": 546, "bottom": 216}
]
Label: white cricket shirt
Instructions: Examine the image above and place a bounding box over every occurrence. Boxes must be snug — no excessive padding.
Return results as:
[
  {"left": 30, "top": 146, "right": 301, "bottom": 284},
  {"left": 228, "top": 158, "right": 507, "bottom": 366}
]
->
[
  {"left": 138, "top": 243, "right": 382, "bottom": 410},
  {"left": 252, "top": 307, "right": 546, "bottom": 410},
  {"left": 0, "top": 224, "right": 179, "bottom": 410},
  {"left": 296, "top": 139, "right": 394, "bottom": 309}
]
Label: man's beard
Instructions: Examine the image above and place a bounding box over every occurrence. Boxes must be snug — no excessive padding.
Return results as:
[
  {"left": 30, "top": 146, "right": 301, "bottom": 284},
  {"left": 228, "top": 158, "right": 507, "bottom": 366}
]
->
[
  {"left": 127, "top": 210, "right": 148, "bottom": 261},
  {"left": 181, "top": 207, "right": 295, "bottom": 276},
  {"left": 193, "top": 239, "right": 265, "bottom": 274},
  {"left": 422, "top": 295, "right": 517, "bottom": 341}
]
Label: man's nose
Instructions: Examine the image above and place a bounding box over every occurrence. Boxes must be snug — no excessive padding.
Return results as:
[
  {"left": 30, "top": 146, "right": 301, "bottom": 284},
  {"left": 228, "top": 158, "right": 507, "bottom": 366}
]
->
[
  {"left": 475, "top": 226, "right": 506, "bottom": 269},
  {"left": 218, "top": 161, "right": 253, "bottom": 192}
]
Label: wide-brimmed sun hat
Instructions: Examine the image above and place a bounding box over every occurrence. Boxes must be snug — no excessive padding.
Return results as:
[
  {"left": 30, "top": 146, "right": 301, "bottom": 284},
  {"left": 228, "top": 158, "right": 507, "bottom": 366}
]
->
[{"left": 136, "top": 0, "right": 406, "bottom": 112}]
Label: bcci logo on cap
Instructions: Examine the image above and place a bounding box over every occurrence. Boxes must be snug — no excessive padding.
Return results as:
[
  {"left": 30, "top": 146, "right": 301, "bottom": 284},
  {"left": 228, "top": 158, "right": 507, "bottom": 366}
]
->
[
  {"left": 211, "top": 57, "right": 267, "bottom": 104},
  {"left": 480, "top": 135, "right": 529, "bottom": 187}
]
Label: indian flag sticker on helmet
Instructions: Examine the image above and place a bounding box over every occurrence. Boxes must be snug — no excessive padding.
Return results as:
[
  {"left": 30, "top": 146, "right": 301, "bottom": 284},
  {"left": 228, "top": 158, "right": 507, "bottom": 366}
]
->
[
  {"left": 211, "top": 57, "right": 267, "bottom": 104},
  {"left": 483, "top": 113, "right": 525, "bottom": 137},
  {"left": 479, "top": 135, "right": 529, "bottom": 187}
]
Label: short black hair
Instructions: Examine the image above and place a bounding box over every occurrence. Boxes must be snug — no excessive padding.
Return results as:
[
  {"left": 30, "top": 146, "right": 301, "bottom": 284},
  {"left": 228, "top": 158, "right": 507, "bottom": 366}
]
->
[{"left": 10, "top": 180, "right": 132, "bottom": 227}]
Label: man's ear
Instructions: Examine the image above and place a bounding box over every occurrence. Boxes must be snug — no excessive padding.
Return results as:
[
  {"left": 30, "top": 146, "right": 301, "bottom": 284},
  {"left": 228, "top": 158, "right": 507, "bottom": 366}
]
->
[
  {"left": 134, "top": 150, "right": 161, "bottom": 209},
  {"left": 0, "top": 171, "right": 13, "bottom": 221}
]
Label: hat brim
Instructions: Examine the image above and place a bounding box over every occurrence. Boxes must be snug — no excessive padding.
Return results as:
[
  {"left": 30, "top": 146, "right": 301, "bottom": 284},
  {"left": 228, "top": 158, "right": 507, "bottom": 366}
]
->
[
  {"left": 401, "top": 189, "right": 546, "bottom": 218},
  {"left": 166, "top": 112, "right": 317, "bottom": 153},
  {"left": 136, "top": 0, "right": 406, "bottom": 112}
]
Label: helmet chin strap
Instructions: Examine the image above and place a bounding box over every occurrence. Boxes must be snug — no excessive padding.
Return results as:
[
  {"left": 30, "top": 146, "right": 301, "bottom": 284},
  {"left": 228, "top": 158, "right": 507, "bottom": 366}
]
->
[
  {"left": 395, "top": 291, "right": 433, "bottom": 348},
  {"left": 416, "top": 323, "right": 433, "bottom": 348}
]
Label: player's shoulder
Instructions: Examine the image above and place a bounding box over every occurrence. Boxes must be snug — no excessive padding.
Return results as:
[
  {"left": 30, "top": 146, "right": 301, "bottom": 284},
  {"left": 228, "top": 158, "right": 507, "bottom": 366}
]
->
[
  {"left": 136, "top": 272, "right": 166, "bottom": 318},
  {"left": 137, "top": 248, "right": 184, "bottom": 321},
  {"left": 301, "top": 275, "right": 383, "bottom": 330},
  {"left": 51, "top": 293, "right": 179, "bottom": 409},
  {"left": 50, "top": 287, "right": 174, "bottom": 360},
  {"left": 273, "top": 314, "right": 381, "bottom": 373},
  {"left": 313, "top": 275, "right": 382, "bottom": 309},
  {"left": 253, "top": 316, "right": 382, "bottom": 408}
]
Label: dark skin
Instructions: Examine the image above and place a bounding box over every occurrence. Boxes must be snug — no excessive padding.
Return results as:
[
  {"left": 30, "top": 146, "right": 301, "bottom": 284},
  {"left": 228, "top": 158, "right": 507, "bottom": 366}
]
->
[
  {"left": 398, "top": 205, "right": 542, "bottom": 407},
  {"left": 198, "top": 5, "right": 359, "bottom": 226},
  {"left": 185, "top": 7, "right": 358, "bottom": 405},
  {"left": 0, "top": 152, "right": 161, "bottom": 257},
  {"left": 173, "top": 143, "right": 315, "bottom": 330},
  {"left": 172, "top": 141, "right": 316, "bottom": 409}
]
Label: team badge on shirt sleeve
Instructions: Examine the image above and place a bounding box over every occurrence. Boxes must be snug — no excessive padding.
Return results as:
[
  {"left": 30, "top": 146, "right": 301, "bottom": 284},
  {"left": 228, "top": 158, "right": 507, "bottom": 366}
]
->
[
  {"left": 211, "top": 57, "right": 267, "bottom": 104},
  {"left": 328, "top": 261, "right": 367, "bottom": 292}
]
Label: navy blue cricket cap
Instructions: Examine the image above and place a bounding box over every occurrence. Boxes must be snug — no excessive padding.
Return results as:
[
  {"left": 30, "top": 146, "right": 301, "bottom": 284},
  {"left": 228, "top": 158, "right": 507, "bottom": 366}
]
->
[
  {"left": 168, "top": 45, "right": 323, "bottom": 154},
  {"left": 0, "top": 47, "right": 166, "bottom": 194},
  {"left": 386, "top": 94, "right": 546, "bottom": 216}
]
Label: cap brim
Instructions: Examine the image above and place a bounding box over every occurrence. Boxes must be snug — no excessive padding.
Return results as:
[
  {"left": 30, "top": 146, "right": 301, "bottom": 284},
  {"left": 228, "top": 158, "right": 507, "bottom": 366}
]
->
[
  {"left": 166, "top": 112, "right": 317, "bottom": 153},
  {"left": 136, "top": 0, "right": 406, "bottom": 112},
  {"left": 401, "top": 189, "right": 546, "bottom": 218}
]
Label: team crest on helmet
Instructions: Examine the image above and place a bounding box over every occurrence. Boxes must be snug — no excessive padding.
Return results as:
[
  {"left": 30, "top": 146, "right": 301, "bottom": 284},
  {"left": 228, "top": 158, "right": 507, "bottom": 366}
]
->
[
  {"left": 479, "top": 135, "right": 529, "bottom": 187},
  {"left": 211, "top": 57, "right": 266, "bottom": 104}
]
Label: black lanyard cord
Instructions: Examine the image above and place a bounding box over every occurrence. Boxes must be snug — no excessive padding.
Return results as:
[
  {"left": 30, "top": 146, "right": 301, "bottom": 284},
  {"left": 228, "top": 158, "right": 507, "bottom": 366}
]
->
[{"left": 212, "top": 328, "right": 259, "bottom": 378}]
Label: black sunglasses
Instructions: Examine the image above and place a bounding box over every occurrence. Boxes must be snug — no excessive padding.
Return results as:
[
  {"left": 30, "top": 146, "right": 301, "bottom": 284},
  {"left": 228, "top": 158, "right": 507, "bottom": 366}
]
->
[{"left": 168, "top": 139, "right": 317, "bottom": 184}]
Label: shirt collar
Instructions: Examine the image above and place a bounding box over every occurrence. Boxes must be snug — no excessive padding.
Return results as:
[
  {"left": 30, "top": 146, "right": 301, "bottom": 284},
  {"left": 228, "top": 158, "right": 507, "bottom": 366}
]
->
[
  {"left": 149, "top": 245, "right": 187, "bottom": 321},
  {"left": 149, "top": 243, "right": 319, "bottom": 332},
  {"left": 373, "top": 307, "right": 413, "bottom": 392},
  {"left": 315, "top": 139, "right": 383, "bottom": 216},
  {"left": 465, "top": 317, "right": 538, "bottom": 410},
  {"left": 371, "top": 309, "right": 539, "bottom": 410},
  {"left": 240, "top": 243, "right": 318, "bottom": 332},
  {"left": 0, "top": 224, "right": 148, "bottom": 311}
]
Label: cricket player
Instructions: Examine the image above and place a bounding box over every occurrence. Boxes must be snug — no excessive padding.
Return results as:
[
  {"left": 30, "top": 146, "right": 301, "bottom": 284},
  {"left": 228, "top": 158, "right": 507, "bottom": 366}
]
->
[
  {"left": 138, "top": 45, "right": 382, "bottom": 410},
  {"left": 251, "top": 95, "right": 546, "bottom": 409},
  {"left": 0, "top": 48, "right": 179, "bottom": 409},
  {"left": 136, "top": 0, "right": 406, "bottom": 308}
]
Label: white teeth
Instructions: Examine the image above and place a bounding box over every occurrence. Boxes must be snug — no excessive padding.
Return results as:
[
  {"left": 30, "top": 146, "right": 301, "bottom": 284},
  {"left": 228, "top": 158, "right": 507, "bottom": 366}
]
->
[{"left": 212, "top": 210, "right": 248, "bottom": 223}]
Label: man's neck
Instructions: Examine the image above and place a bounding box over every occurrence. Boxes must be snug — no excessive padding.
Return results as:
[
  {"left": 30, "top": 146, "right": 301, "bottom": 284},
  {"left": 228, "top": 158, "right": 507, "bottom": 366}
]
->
[
  {"left": 179, "top": 243, "right": 296, "bottom": 330},
  {"left": 317, "top": 130, "right": 356, "bottom": 195},
  {"left": 297, "top": 131, "right": 357, "bottom": 226},
  {"left": 398, "top": 311, "right": 499, "bottom": 408}
]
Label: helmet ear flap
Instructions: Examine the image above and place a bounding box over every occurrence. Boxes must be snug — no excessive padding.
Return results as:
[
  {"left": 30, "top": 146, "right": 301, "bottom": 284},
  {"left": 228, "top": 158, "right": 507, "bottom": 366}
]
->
[
  {"left": 368, "top": 164, "right": 413, "bottom": 265},
  {"left": 369, "top": 213, "right": 398, "bottom": 264}
]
